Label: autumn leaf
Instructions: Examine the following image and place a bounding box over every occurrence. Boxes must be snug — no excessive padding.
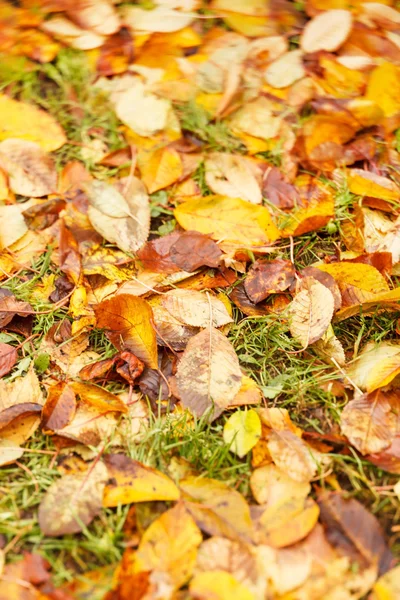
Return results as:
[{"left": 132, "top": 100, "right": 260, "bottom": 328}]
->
[
  {"left": 176, "top": 327, "right": 242, "bottom": 418},
  {"left": 94, "top": 294, "right": 158, "bottom": 369},
  {"left": 175, "top": 195, "right": 280, "bottom": 247},
  {"left": 38, "top": 461, "right": 109, "bottom": 536},
  {"left": 341, "top": 390, "right": 400, "bottom": 455},
  {"left": 244, "top": 259, "right": 295, "bottom": 304},
  {"left": 204, "top": 153, "right": 262, "bottom": 204},
  {"left": 289, "top": 276, "right": 335, "bottom": 348},
  {"left": 0, "top": 139, "right": 57, "bottom": 197},
  {"left": 223, "top": 409, "right": 261, "bottom": 458},
  {"left": 162, "top": 289, "right": 232, "bottom": 329},
  {"left": 301, "top": 10, "right": 353, "bottom": 53},
  {"left": 347, "top": 341, "right": 400, "bottom": 392},
  {"left": 138, "top": 146, "right": 183, "bottom": 194},
  {"left": 0, "top": 343, "right": 17, "bottom": 378},
  {"left": 0, "top": 94, "right": 66, "bottom": 151},
  {"left": 41, "top": 382, "right": 76, "bottom": 432},
  {"left": 190, "top": 571, "right": 255, "bottom": 600},
  {"left": 103, "top": 453, "right": 180, "bottom": 506},
  {"left": 169, "top": 230, "right": 223, "bottom": 272}
]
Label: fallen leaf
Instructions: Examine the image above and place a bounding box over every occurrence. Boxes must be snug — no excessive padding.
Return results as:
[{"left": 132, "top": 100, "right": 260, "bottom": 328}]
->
[
  {"left": 0, "top": 93, "right": 66, "bottom": 151},
  {"left": 267, "top": 429, "right": 324, "bottom": 483},
  {"left": 94, "top": 294, "right": 158, "bottom": 369},
  {"left": 244, "top": 259, "right": 295, "bottom": 304},
  {"left": 205, "top": 153, "right": 262, "bottom": 205},
  {"left": 103, "top": 453, "right": 180, "bottom": 506},
  {"left": 289, "top": 276, "right": 335, "bottom": 348},
  {"left": 175, "top": 195, "right": 280, "bottom": 247},
  {"left": 347, "top": 341, "right": 400, "bottom": 392},
  {"left": 230, "top": 284, "right": 269, "bottom": 317},
  {"left": 180, "top": 476, "right": 254, "bottom": 543},
  {"left": 41, "top": 382, "right": 76, "bottom": 432},
  {"left": 150, "top": 295, "right": 199, "bottom": 350},
  {"left": 70, "top": 382, "right": 128, "bottom": 414},
  {"left": 67, "top": 0, "right": 120, "bottom": 36},
  {"left": 122, "top": 5, "right": 196, "bottom": 33},
  {"left": 0, "top": 139, "right": 57, "bottom": 197},
  {"left": 265, "top": 49, "right": 305, "bottom": 89},
  {"left": 170, "top": 231, "right": 223, "bottom": 272},
  {"left": 86, "top": 177, "right": 150, "bottom": 254},
  {"left": 176, "top": 327, "right": 242, "bottom": 418},
  {"left": 223, "top": 409, "right": 261, "bottom": 458},
  {"left": 301, "top": 9, "right": 353, "bottom": 53},
  {"left": 0, "top": 439, "right": 24, "bottom": 466},
  {"left": 190, "top": 570, "right": 255, "bottom": 600},
  {"left": 0, "top": 205, "right": 29, "bottom": 250},
  {"left": 371, "top": 564, "right": 400, "bottom": 600},
  {"left": 0, "top": 343, "right": 17, "bottom": 377},
  {"left": 138, "top": 146, "right": 183, "bottom": 194},
  {"left": 318, "top": 491, "right": 393, "bottom": 575},
  {"left": 162, "top": 289, "right": 232, "bottom": 328},
  {"left": 341, "top": 389, "right": 400, "bottom": 455},
  {"left": 38, "top": 461, "right": 109, "bottom": 536},
  {"left": 132, "top": 502, "right": 202, "bottom": 590}
]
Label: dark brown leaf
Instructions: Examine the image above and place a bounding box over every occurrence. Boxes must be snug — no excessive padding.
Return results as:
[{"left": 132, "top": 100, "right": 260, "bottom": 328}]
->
[
  {"left": 230, "top": 284, "right": 269, "bottom": 316},
  {"left": 136, "top": 231, "right": 181, "bottom": 274},
  {"left": 22, "top": 198, "right": 66, "bottom": 230},
  {"left": 170, "top": 231, "right": 222, "bottom": 272},
  {"left": 244, "top": 259, "right": 296, "bottom": 304},
  {"left": 317, "top": 491, "right": 393, "bottom": 575},
  {"left": 0, "top": 343, "right": 17, "bottom": 377},
  {"left": 79, "top": 357, "right": 117, "bottom": 381},
  {"left": 96, "top": 27, "right": 134, "bottom": 76},
  {"left": 49, "top": 276, "right": 75, "bottom": 303},
  {"left": 41, "top": 382, "right": 77, "bottom": 432}
]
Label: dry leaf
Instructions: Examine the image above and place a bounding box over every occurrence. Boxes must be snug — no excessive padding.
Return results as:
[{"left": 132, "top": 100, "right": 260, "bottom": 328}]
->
[
  {"left": 38, "top": 461, "right": 108, "bottom": 536},
  {"left": 138, "top": 147, "right": 183, "bottom": 194},
  {"left": 347, "top": 341, "right": 400, "bottom": 392},
  {"left": 341, "top": 390, "right": 400, "bottom": 455},
  {"left": 316, "top": 262, "right": 389, "bottom": 306},
  {"left": 244, "top": 259, "right": 295, "bottom": 304},
  {"left": 122, "top": 5, "right": 196, "bottom": 33},
  {"left": 67, "top": 0, "right": 120, "bottom": 36},
  {"left": 0, "top": 343, "right": 17, "bottom": 377},
  {"left": 162, "top": 289, "right": 232, "bottom": 328},
  {"left": 0, "top": 139, "right": 57, "bottom": 197},
  {"left": 94, "top": 294, "right": 158, "bottom": 369},
  {"left": 289, "top": 276, "right": 335, "bottom": 348},
  {"left": 190, "top": 570, "right": 255, "bottom": 600},
  {"left": 0, "top": 439, "right": 24, "bottom": 466},
  {"left": 267, "top": 429, "right": 324, "bottom": 483},
  {"left": 223, "top": 410, "right": 261, "bottom": 458},
  {"left": 41, "top": 382, "right": 76, "bottom": 432},
  {"left": 0, "top": 205, "right": 28, "bottom": 249},
  {"left": 103, "top": 453, "right": 180, "bottom": 506},
  {"left": 301, "top": 9, "right": 353, "bottom": 53},
  {"left": 265, "top": 50, "right": 305, "bottom": 89},
  {"left": 205, "top": 153, "right": 262, "bottom": 205},
  {"left": 41, "top": 16, "right": 106, "bottom": 50},
  {"left": 170, "top": 231, "right": 223, "bottom": 272},
  {"left": 176, "top": 327, "right": 242, "bottom": 418},
  {"left": 86, "top": 177, "right": 150, "bottom": 254}
]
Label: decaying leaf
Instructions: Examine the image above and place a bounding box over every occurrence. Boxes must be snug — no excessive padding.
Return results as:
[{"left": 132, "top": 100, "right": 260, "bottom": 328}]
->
[
  {"left": 267, "top": 429, "right": 325, "bottom": 483},
  {"left": 176, "top": 327, "right": 242, "bottom": 418},
  {"left": 244, "top": 259, "right": 295, "bottom": 304},
  {"left": 0, "top": 343, "right": 17, "bottom": 378},
  {"left": 38, "top": 461, "right": 109, "bottom": 536},
  {"left": 95, "top": 294, "right": 158, "bottom": 369},
  {"left": 103, "top": 453, "right": 180, "bottom": 506},
  {"left": 41, "top": 382, "right": 76, "bottom": 432},
  {"left": 289, "top": 277, "right": 335, "bottom": 348},
  {"left": 0, "top": 139, "right": 57, "bottom": 197}
]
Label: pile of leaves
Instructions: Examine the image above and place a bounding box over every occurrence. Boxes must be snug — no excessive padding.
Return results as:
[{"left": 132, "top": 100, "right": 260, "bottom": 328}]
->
[{"left": 1, "top": 0, "right": 400, "bottom": 597}]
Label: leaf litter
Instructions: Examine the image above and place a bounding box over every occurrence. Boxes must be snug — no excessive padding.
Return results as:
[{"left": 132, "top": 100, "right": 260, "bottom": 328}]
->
[{"left": 1, "top": 0, "right": 400, "bottom": 597}]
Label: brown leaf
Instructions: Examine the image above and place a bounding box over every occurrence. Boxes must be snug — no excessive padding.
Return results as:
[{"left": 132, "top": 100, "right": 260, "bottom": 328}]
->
[
  {"left": 162, "top": 289, "right": 232, "bottom": 329},
  {"left": 79, "top": 357, "right": 117, "bottom": 381},
  {"left": 136, "top": 231, "right": 181, "bottom": 274},
  {"left": 0, "top": 289, "right": 34, "bottom": 328},
  {"left": 366, "top": 435, "right": 400, "bottom": 474},
  {"left": 176, "top": 328, "right": 242, "bottom": 419},
  {"left": 96, "top": 27, "right": 134, "bottom": 76},
  {"left": 59, "top": 220, "right": 82, "bottom": 286},
  {"left": 230, "top": 284, "right": 269, "bottom": 317},
  {"left": 0, "top": 403, "right": 43, "bottom": 431},
  {"left": 170, "top": 231, "right": 223, "bottom": 272},
  {"left": 0, "top": 343, "right": 17, "bottom": 377},
  {"left": 341, "top": 390, "right": 400, "bottom": 455},
  {"left": 317, "top": 492, "right": 393, "bottom": 575},
  {"left": 0, "top": 138, "right": 57, "bottom": 197},
  {"left": 262, "top": 167, "right": 300, "bottom": 209},
  {"left": 244, "top": 259, "right": 296, "bottom": 304},
  {"left": 41, "top": 382, "right": 77, "bottom": 432}
]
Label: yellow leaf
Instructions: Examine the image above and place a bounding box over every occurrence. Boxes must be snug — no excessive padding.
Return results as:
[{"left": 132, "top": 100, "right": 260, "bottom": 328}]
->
[
  {"left": 0, "top": 94, "right": 66, "bottom": 151},
  {"left": 70, "top": 382, "right": 127, "bottom": 414},
  {"left": 94, "top": 294, "right": 158, "bottom": 369},
  {"left": 180, "top": 476, "right": 254, "bottom": 543},
  {"left": 335, "top": 286, "right": 400, "bottom": 321},
  {"left": 366, "top": 62, "right": 400, "bottom": 119},
  {"left": 347, "top": 341, "right": 400, "bottom": 392},
  {"left": 134, "top": 502, "right": 202, "bottom": 590},
  {"left": 281, "top": 175, "right": 335, "bottom": 235},
  {"left": 223, "top": 409, "right": 261, "bottom": 458},
  {"left": 162, "top": 289, "right": 233, "bottom": 329},
  {"left": 289, "top": 277, "right": 335, "bottom": 348},
  {"left": 138, "top": 146, "right": 183, "bottom": 193},
  {"left": 316, "top": 262, "right": 389, "bottom": 305},
  {"left": 0, "top": 205, "right": 28, "bottom": 250},
  {"left": 265, "top": 50, "right": 305, "bottom": 89},
  {"left": 103, "top": 454, "right": 180, "bottom": 506},
  {"left": 190, "top": 571, "right": 256, "bottom": 600},
  {"left": 372, "top": 564, "right": 400, "bottom": 600},
  {"left": 267, "top": 429, "right": 325, "bottom": 483},
  {"left": 205, "top": 153, "right": 262, "bottom": 204},
  {"left": 175, "top": 195, "right": 280, "bottom": 247},
  {"left": 346, "top": 169, "right": 400, "bottom": 201}
]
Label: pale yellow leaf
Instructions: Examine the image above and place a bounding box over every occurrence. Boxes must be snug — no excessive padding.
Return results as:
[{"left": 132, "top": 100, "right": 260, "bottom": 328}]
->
[
  {"left": 190, "top": 570, "right": 255, "bottom": 600},
  {"left": 0, "top": 205, "right": 28, "bottom": 250},
  {"left": 67, "top": 0, "right": 120, "bottom": 35},
  {"left": 122, "top": 5, "right": 196, "bottom": 33},
  {"left": 162, "top": 289, "right": 233, "bottom": 328},
  {"left": 205, "top": 153, "right": 262, "bottom": 204},
  {"left": 301, "top": 9, "right": 353, "bottom": 53},
  {"left": 41, "top": 16, "right": 106, "bottom": 50},
  {"left": 289, "top": 277, "right": 335, "bottom": 348},
  {"left": 264, "top": 50, "right": 305, "bottom": 89},
  {"left": 347, "top": 341, "right": 400, "bottom": 392},
  {"left": 267, "top": 430, "right": 324, "bottom": 483},
  {"left": 0, "top": 139, "right": 57, "bottom": 197}
]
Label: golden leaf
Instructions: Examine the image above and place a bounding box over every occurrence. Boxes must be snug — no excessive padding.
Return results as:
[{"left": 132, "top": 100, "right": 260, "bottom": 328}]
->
[
  {"left": 347, "top": 341, "right": 400, "bottom": 392},
  {"left": 95, "top": 294, "right": 158, "bottom": 369},
  {"left": 190, "top": 571, "right": 255, "bottom": 600},
  {"left": 103, "top": 454, "right": 180, "bottom": 506},
  {"left": 138, "top": 146, "right": 183, "bottom": 193},
  {"left": 223, "top": 409, "right": 261, "bottom": 458},
  {"left": 316, "top": 262, "right": 390, "bottom": 306},
  {"left": 175, "top": 195, "right": 280, "bottom": 247}
]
